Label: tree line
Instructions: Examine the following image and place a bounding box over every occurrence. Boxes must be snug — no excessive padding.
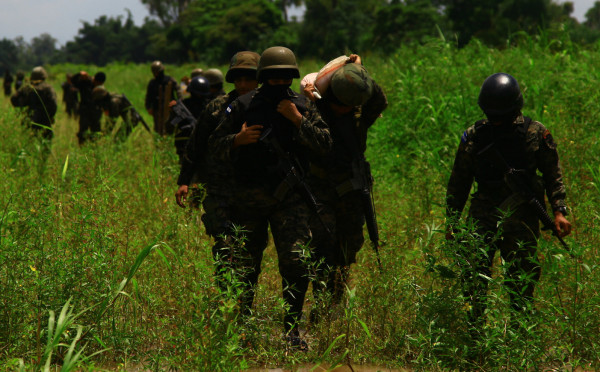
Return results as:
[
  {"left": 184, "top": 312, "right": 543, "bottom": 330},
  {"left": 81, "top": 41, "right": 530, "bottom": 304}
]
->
[{"left": 3, "top": 0, "right": 600, "bottom": 73}]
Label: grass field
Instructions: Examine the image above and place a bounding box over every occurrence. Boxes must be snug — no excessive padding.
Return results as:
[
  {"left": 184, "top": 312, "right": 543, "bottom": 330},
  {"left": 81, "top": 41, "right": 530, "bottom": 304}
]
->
[{"left": 1, "top": 36, "right": 600, "bottom": 371}]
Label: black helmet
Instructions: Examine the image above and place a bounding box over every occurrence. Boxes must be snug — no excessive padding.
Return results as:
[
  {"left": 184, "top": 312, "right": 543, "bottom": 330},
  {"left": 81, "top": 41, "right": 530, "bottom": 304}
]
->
[
  {"left": 257, "top": 46, "right": 300, "bottom": 83},
  {"left": 151, "top": 61, "right": 164, "bottom": 76},
  {"left": 478, "top": 73, "right": 523, "bottom": 118},
  {"left": 187, "top": 76, "right": 211, "bottom": 97}
]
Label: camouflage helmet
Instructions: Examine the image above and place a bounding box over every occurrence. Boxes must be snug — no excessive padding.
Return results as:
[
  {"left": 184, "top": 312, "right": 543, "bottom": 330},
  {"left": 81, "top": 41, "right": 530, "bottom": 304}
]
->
[
  {"left": 478, "top": 73, "right": 523, "bottom": 119},
  {"left": 30, "top": 66, "right": 48, "bottom": 81},
  {"left": 204, "top": 68, "right": 224, "bottom": 86},
  {"left": 330, "top": 63, "right": 373, "bottom": 107},
  {"left": 257, "top": 46, "right": 300, "bottom": 83},
  {"left": 92, "top": 86, "right": 109, "bottom": 102},
  {"left": 151, "top": 61, "right": 164, "bottom": 75},
  {"left": 187, "top": 76, "right": 211, "bottom": 97},
  {"left": 190, "top": 68, "right": 204, "bottom": 78},
  {"left": 16, "top": 70, "right": 25, "bottom": 79},
  {"left": 226, "top": 51, "right": 260, "bottom": 83}
]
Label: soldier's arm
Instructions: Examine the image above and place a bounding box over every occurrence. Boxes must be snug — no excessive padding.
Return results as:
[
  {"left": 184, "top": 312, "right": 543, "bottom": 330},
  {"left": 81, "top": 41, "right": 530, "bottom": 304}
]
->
[
  {"left": 446, "top": 131, "right": 475, "bottom": 220},
  {"left": 10, "top": 86, "right": 28, "bottom": 107},
  {"left": 359, "top": 81, "right": 388, "bottom": 129},
  {"left": 534, "top": 123, "right": 567, "bottom": 213},
  {"left": 293, "top": 101, "right": 332, "bottom": 155},
  {"left": 208, "top": 101, "right": 244, "bottom": 164}
]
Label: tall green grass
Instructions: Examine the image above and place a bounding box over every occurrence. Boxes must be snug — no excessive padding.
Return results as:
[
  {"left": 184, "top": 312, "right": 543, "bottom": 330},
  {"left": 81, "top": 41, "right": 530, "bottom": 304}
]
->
[{"left": 1, "top": 34, "right": 600, "bottom": 370}]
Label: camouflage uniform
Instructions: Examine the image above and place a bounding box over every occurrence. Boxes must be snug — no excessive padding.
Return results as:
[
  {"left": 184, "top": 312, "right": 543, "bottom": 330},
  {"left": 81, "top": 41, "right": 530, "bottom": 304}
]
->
[
  {"left": 11, "top": 80, "right": 57, "bottom": 139},
  {"left": 209, "top": 86, "right": 332, "bottom": 332},
  {"left": 99, "top": 93, "right": 143, "bottom": 138},
  {"left": 61, "top": 75, "right": 78, "bottom": 117},
  {"left": 72, "top": 73, "right": 102, "bottom": 144},
  {"left": 145, "top": 71, "right": 181, "bottom": 135},
  {"left": 310, "top": 82, "right": 387, "bottom": 266},
  {"left": 3, "top": 71, "right": 13, "bottom": 96},
  {"left": 446, "top": 114, "right": 567, "bottom": 322}
]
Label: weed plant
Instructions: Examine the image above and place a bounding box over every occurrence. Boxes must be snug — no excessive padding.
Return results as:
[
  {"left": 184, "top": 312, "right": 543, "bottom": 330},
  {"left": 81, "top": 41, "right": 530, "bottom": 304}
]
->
[{"left": 1, "top": 33, "right": 600, "bottom": 370}]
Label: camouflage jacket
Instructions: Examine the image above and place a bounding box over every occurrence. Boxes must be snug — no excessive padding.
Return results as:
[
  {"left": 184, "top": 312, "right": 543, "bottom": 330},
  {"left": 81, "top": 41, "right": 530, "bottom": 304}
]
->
[
  {"left": 311, "top": 81, "right": 387, "bottom": 183},
  {"left": 11, "top": 82, "right": 57, "bottom": 126},
  {"left": 446, "top": 115, "right": 567, "bottom": 220},
  {"left": 208, "top": 86, "right": 332, "bottom": 192},
  {"left": 177, "top": 90, "right": 239, "bottom": 187}
]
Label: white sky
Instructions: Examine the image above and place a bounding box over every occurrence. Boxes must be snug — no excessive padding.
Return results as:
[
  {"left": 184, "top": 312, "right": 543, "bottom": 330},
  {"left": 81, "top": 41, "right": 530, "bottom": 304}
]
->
[{"left": 0, "top": 0, "right": 596, "bottom": 47}]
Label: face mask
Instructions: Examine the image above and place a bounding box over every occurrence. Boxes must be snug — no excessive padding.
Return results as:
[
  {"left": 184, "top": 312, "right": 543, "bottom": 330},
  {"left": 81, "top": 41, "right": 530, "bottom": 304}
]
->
[{"left": 262, "top": 83, "right": 291, "bottom": 101}]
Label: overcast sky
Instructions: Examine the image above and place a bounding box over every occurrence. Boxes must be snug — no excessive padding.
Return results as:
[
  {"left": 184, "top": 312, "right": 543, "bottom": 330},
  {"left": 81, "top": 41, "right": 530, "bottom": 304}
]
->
[{"left": 0, "top": 0, "right": 596, "bottom": 47}]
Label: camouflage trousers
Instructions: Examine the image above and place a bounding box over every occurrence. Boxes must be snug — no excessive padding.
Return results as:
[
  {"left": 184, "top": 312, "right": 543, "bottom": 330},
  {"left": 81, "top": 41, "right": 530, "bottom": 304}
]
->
[
  {"left": 462, "top": 199, "right": 541, "bottom": 330},
  {"left": 77, "top": 105, "right": 102, "bottom": 144},
  {"left": 309, "top": 177, "right": 365, "bottom": 305},
  {"left": 202, "top": 192, "right": 269, "bottom": 316},
  {"left": 229, "top": 186, "right": 313, "bottom": 333}
]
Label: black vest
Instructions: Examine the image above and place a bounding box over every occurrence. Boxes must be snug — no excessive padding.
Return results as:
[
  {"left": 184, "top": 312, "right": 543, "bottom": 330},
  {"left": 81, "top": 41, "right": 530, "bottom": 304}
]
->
[{"left": 234, "top": 89, "right": 309, "bottom": 187}]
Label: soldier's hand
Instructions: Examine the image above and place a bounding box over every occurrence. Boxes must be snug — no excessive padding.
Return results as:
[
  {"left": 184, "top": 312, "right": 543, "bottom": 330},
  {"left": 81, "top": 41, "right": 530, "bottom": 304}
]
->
[
  {"left": 277, "top": 99, "right": 302, "bottom": 128},
  {"left": 303, "top": 83, "right": 317, "bottom": 102},
  {"left": 147, "top": 108, "right": 154, "bottom": 115},
  {"left": 169, "top": 100, "right": 177, "bottom": 107},
  {"left": 233, "top": 122, "right": 263, "bottom": 148},
  {"left": 348, "top": 54, "right": 362, "bottom": 65},
  {"left": 176, "top": 185, "right": 189, "bottom": 208},
  {"left": 554, "top": 211, "right": 572, "bottom": 238}
]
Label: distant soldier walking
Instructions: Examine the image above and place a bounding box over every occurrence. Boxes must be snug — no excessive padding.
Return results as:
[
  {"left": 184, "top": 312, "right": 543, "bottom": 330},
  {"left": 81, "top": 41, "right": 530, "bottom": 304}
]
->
[
  {"left": 14, "top": 71, "right": 25, "bottom": 92},
  {"left": 145, "top": 61, "right": 181, "bottom": 135},
  {"left": 446, "top": 73, "right": 572, "bottom": 334},
  {"left": 72, "top": 71, "right": 105, "bottom": 144},
  {"left": 3, "top": 70, "right": 13, "bottom": 97},
  {"left": 10, "top": 66, "right": 57, "bottom": 139},
  {"left": 61, "top": 73, "right": 79, "bottom": 117}
]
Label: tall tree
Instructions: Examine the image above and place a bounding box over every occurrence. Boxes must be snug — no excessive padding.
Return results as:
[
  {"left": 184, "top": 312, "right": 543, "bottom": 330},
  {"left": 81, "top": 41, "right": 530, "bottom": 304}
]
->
[
  {"left": 585, "top": 1, "right": 600, "bottom": 30},
  {"left": 140, "top": 0, "right": 190, "bottom": 26}
]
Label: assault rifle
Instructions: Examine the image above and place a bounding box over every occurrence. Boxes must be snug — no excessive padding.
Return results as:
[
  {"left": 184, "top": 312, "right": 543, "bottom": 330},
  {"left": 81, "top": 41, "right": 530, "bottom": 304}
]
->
[
  {"left": 337, "top": 157, "right": 382, "bottom": 270},
  {"left": 259, "top": 127, "right": 332, "bottom": 238},
  {"left": 478, "top": 142, "right": 569, "bottom": 252},
  {"left": 122, "top": 95, "right": 150, "bottom": 133}
]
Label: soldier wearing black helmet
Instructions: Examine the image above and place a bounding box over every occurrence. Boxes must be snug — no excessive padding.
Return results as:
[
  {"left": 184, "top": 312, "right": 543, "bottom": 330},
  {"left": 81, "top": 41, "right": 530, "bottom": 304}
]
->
[
  {"left": 167, "top": 75, "right": 212, "bottom": 163},
  {"left": 305, "top": 56, "right": 388, "bottom": 319},
  {"left": 446, "top": 73, "right": 572, "bottom": 334},
  {"left": 11, "top": 66, "right": 57, "bottom": 140},
  {"left": 145, "top": 61, "right": 182, "bottom": 135},
  {"left": 3, "top": 70, "right": 13, "bottom": 96},
  {"left": 209, "top": 46, "right": 331, "bottom": 349}
]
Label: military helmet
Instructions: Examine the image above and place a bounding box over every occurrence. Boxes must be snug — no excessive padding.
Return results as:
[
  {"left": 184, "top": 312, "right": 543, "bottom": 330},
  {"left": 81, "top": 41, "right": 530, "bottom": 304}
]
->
[
  {"left": 204, "top": 68, "right": 224, "bottom": 86},
  {"left": 226, "top": 51, "right": 260, "bottom": 83},
  {"left": 257, "top": 46, "right": 300, "bottom": 83},
  {"left": 187, "top": 76, "right": 211, "bottom": 97},
  {"left": 330, "top": 64, "right": 373, "bottom": 107},
  {"left": 478, "top": 73, "right": 523, "bottom": 118},
  {"left": 92, "top": 86, "right": 109, "bottom": 102},
  {"left": 30, "top": 66, "right": 48, "bottom": 81},
  {"left": 151, "top": 61, "right": 164, "bottom": 75},
  {"left": 191, "top": 68, "right": 203, "bottom": 78}
]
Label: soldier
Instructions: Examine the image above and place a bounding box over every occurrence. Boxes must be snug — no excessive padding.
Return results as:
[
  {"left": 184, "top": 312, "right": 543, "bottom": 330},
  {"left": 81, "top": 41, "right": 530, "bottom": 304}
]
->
[
  {"left": 306, "top": 57, "right": 388, "bottom": 316},
  {"left": 72, "top": 71, "right": 105, "bottom": 144},
  {"left": 15, "top": 71, "right": 25, "bottom": 91},
  {"left": 203, "top": 68, "right": 226, "bottom": 100},
  {"left": 176, "top": 51, "right": 267, "bottom": 300},
  {"left": 3, "top": 70, "right": 13, "bottom": 96},
  {"left": 61, "top": 73, "right": 79, "bottom": 117},
  {"left": 167, "top": 75, "right": 212, "bottom": 163},
  {"left": 91, "top": 86, "right": 145, "bottom": 139},
  {"left": 145, "top": 61, "right": 181, "bottom": 135},
  {"left": 446, "top": 73, "right": 572, "bottom": 334},
  {"left": 10, "top": 66, "right": 57, "bottom": 140},
  {"left": 209, "top": 46, "right": 331, "bottom": 348}
]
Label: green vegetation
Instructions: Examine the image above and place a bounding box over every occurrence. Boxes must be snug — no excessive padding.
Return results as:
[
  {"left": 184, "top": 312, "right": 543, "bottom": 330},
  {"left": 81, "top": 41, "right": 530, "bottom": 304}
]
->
[{"left": 2, "top": 36, "right": 600, "bottom": 370}]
